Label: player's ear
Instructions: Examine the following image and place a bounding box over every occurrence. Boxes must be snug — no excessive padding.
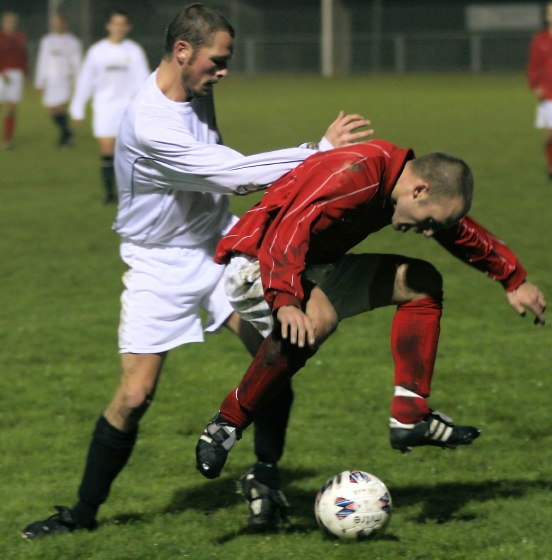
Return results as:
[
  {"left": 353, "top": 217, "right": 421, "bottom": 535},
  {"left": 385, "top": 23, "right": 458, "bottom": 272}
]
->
[
  {"left": 175, "top": 40, "right": 192, "bottom": 64},
  {"left": 412, "top": 182, "right": 430, "bottom": 200}
]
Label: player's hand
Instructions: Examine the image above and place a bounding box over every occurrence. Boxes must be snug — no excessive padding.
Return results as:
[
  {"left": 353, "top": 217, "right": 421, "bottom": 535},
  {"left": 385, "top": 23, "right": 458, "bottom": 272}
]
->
[
  {"left": 323, "top": 110, "right": 374, "bottom": 148},
  {"left": 276, "top": 305, "right": 316, "bottom": 348},
  {"left": 506, "top": 281, "right": 546, "bottom": 325},
  {"left": 72, "top": 119, "right": 84, "bottom": 126}
]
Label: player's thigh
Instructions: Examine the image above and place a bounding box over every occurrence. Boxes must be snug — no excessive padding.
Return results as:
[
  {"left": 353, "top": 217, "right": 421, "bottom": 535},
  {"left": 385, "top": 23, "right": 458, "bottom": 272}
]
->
[
  {"left": 119, "top": 241, "right": 228, "bottom": 353},
  {"left": 305, "top": 253, "right": 440, "bottom": 318},
  {"left": 119, "top": 352, "right": 166, "bottom": 397},
  {"left": 305, "top": 253, "right": 385, "bottom": 320},
  {"left": 304, "top": 286, "right": 338, "bottom": 343}
]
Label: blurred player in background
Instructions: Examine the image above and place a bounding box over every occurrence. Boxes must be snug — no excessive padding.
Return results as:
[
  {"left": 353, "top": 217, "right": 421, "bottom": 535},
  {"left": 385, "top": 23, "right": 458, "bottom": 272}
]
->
[
  {"left": 35, "top": 12, "right": 82, "bottom": 148},
  {"left": 21, "top": 4, "right": 371, "bottom": 539},
  {"left": 0, "top": 11, "right": 28, "bottom": 149},
  {"left": 70, "top": 10, "right": 150, "bottom": 203},
  {"left": 527, "top": 1, "right": 552, "bottom": 180}
]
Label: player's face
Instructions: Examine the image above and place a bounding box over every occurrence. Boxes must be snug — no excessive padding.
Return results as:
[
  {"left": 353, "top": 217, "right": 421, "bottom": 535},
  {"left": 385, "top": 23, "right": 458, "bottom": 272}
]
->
[
  {"left": 106, "top": 14, "right": 131, "bottom": 43},
  {"left": 2, "top": 13, "right": 18, "bottom": 33},
  {"left": 391, "top": 191, "right": 465, "bottom": 238},
  {"left": 181, "top": 31, "right": 233, "bottom": 99},
  {"left": 51, "top": 15, "right": 66, "bottom": 34},
  {"left": 391, "top": 162, "right": 466, "bottom": 237}
]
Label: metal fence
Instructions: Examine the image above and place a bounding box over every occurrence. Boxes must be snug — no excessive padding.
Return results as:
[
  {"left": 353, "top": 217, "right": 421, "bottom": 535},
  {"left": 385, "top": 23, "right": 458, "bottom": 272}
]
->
[
  {"left": 9, "top": 0, "right": 539, "bottom": 75},
  {"left": 237, "top": 31, "right": 533, "bottom": 74}
]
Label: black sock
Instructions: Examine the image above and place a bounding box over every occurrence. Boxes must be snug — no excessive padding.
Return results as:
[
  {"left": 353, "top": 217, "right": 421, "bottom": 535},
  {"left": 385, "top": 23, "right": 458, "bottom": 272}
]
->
[
  {"left": 100, "top": 155, "right": 115, "bottom": 198},
  {"left": 253, "top": 380, "right": 294, "bottom": 465},
  {"left": 53, "top": 113, "right": 72, "bottom": 139},
  {"left": 253, "top": 461, "right": 280, "bottom": 490},
  {"left": 72, "top": 416, "right": 137, "bottom": 525}
]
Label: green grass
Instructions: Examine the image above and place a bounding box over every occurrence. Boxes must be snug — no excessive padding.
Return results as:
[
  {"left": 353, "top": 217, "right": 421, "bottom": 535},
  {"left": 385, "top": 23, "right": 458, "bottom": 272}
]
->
[{"left": 1, "top": 73, "right": 551, "bottom": 560}]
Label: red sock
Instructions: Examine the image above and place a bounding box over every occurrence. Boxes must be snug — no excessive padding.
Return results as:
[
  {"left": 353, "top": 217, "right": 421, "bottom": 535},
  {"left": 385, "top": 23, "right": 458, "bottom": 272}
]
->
[
  {"left": 546, "top": 141, "right": 552, "bottom": 173},
  {"left": 4, "top": 114, "right": 15, "bottom": 142},
  {"left": 220, "top": 333, "right": 316, "bottom": 429},
  {"left": 390, "top": 297, "right": 441, "bottom": 423}
]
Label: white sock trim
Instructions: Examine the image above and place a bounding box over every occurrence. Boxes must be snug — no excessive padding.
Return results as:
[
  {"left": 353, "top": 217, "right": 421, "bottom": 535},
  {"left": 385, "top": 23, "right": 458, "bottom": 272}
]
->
[{"left": 394, "top": 386, "right": 423, "bottom": 398}]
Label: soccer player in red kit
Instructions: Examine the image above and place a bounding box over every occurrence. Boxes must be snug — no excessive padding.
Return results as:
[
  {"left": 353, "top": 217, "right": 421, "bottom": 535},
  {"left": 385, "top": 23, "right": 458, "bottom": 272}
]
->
[
  {"left": 0, "top": 11, "right": 28, "bottom": 149},
  {"left": 195, "top": 140, "right": 547, "bottom": 503},
  {"left": 527, "top": 1, "right": 552, "bottom": 179}
]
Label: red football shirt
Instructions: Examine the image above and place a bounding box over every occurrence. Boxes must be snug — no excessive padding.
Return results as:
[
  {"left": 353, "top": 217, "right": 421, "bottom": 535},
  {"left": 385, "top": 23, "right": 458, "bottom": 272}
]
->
[
  {"left": 216, "top": 141, "right": 527, "bottom": 311},
  {"left": 0, "top": 30, "right": 28, "bottom": 74},
  {"left": 527, "top": 30, "right": 552, "bottom": 99}
]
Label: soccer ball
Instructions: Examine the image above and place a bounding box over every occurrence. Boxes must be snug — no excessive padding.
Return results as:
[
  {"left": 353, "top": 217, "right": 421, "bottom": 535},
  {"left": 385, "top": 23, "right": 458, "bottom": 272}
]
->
[{"left": 314, "top": 470, "right": 392, "bottom": 540}]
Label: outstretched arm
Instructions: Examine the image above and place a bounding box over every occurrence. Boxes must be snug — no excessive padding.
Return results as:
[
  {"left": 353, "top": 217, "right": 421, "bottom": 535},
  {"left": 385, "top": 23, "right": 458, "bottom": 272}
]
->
[
  {"left": 506, "top": 282, "right": 546, "bottom": 325},
  {"left": 434, "top": 216, "right": 546, "bottom": 325}
]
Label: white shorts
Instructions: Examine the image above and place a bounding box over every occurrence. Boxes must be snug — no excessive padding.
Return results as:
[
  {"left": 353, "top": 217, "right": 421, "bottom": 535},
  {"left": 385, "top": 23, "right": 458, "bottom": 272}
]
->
[
  {"left": 535, "top": 100, "right": 552, "bottom": 128},
  {"left": 224, "top": 253, "right": 383, "bottom": 338},
  {"left": 118, "top": 238, "right": 234, "bottom": 353},
  {"left": 92, "top": 101, "right": 127, "bottom": 137},
  {"left": 42, "top": 78, "right": 72, "bottom": 107},
  {"left": 0, "top": 69, "right": 24, "bottom": 103}
]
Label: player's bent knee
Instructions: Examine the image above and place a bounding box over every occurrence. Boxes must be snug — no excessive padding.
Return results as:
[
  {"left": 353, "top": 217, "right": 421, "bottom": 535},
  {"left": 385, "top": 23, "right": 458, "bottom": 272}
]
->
[
  {"left": 312, "top": 308, "right": 339, "bottom": 346},
  {"left": 402, "top": 259, "right": 443, "bottom": 302},
  {"left": 117, "top": 385, "right": 155, "bottom": 419}
]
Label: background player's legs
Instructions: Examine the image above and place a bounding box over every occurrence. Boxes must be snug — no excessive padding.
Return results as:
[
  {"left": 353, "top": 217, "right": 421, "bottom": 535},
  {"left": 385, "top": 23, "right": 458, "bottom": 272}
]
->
[
  {"left": 48, "top": 104, "right": 74, "bottom": 147},
  {"left": 545, "top": 128, "right": 552, "bottom": 180},
  {"left": 534, "top": 101, "right": 552, "bottom": 180},
  {"left": 73, "top": 352, "right": 166, "bottom": 526},
  {"left": 3, "top": 101, "right": 17, "bottom": 149},
  {"left": 98, "top": 137, "right": 117, "bottom": 204}
]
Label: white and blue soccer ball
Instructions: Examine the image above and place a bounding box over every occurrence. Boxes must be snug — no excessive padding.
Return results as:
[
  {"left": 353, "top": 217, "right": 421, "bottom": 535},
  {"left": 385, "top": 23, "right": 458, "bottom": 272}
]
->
[{"left": 314, "top": 470, "right": 392, "bottom": 540}]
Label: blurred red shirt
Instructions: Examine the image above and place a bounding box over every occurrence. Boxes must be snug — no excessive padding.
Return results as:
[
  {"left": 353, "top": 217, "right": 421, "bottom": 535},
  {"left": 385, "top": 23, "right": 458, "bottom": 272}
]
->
[
  {"left": 0, "top": 29, "right": 28, "bottom": 75},
  {"left": 527, "top": 30, "right": 552, "bottom": 99}
]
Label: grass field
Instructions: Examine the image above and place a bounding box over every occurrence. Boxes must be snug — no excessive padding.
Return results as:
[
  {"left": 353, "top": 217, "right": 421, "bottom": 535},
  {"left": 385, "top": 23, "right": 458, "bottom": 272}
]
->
[{"left": 1, "top": 73, "right": 551, "bottom": 560}]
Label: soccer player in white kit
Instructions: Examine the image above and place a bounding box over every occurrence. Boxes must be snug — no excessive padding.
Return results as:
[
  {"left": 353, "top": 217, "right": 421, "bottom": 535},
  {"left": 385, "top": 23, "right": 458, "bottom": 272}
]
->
[
  {"left": 21, "top": 4, "right": 371, "bottom": 539},
  {"left": 35, "top": 12, "right": 82, "bottom": 147},
  {"left": 70, "top": 10, "right": 150, "bottom": 203}
]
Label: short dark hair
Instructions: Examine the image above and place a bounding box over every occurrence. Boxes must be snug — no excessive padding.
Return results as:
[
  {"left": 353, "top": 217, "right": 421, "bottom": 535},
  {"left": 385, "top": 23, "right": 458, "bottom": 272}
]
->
[
  {"left": 163, "top": 4, "right": 234, "bottom": 59},
  {"left": 411, "top": 151, "right": 474, "bottom": 214}
]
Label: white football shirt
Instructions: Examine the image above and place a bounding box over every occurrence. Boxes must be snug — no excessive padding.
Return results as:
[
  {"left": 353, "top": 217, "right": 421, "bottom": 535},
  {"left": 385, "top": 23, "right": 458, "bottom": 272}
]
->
[
  {"left": 113, "top": 72, "right": 326, "bottom": 247},
  {"left": 34, "top": 32, "right": 82, "bottom": 87},
  {"left": 69, "top": 38, "right": 150, "bottom": 120}
]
